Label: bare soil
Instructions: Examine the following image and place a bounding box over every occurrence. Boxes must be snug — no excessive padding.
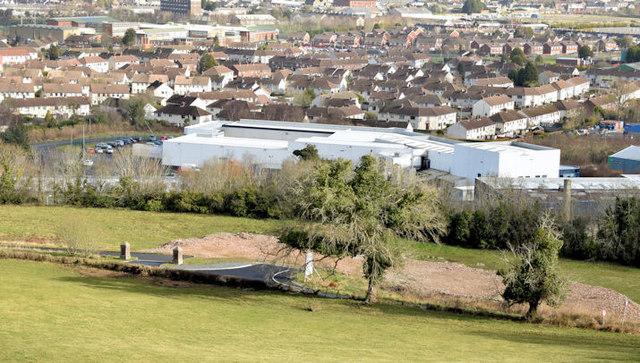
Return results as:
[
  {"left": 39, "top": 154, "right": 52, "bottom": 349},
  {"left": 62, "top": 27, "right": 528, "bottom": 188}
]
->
[{"left": 148, "top": 232, "right": 640, "bottom": 323}]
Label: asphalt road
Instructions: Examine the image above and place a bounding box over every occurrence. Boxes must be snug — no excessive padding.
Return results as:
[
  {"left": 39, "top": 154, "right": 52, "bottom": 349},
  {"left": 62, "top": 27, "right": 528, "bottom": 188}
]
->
[
  {"left": 9, "top": 246, "right": 294, "bottom": 285},
  {"left": 31, "top": 136, "right": 138, "bottom": 152}
]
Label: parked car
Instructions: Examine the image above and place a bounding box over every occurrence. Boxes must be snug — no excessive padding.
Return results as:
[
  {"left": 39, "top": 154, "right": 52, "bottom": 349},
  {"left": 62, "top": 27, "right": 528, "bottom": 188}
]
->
[
  {"left": 105, "top": 146, "right": 114, "bottom": 154},
  {"left": 148, "top": 135, "right": 157, "bottom": 141},
  {"left": 95, "top": 147, "right": 104, "bottom": 154},
  {"left": 131, "top": 137, "right": 141, "bottom": 143},
  {"left": 86, "top": 148, "right": 95, "bottom": 154},
  {"left": 159, "top": 136, "right": 168, "bottom": 141},
  {"left": 96, "top": 143, "right": 108, "bottom": 149},
  {"left": 114, "top": 140, "right": 125, "bottom": 147}
]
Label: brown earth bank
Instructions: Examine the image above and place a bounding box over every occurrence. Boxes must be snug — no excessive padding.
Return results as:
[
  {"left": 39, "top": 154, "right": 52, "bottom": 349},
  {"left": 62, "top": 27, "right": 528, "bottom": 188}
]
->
[{"left": 147, "top": 232, "right": 640, "bottom": 323}]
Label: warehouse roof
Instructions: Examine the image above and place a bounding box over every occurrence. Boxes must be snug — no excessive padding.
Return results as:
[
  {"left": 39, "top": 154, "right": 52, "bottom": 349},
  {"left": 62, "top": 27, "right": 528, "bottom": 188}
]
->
[
  {"left": 479, "top": 177, "right": 640, "bottom": 190},
  {"left": 610, "top": 145, "right": 640, "bottom": 162},
  {"left": 165, "top": 133, "right": 288, "bottom": 149}
]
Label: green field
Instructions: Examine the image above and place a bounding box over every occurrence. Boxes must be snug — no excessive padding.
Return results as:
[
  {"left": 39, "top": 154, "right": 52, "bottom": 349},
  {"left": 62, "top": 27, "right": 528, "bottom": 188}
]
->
[
  {"left": 0, "top": 259, "right": 638, "bottom": 361},
  {"left": 0, "top": 205, "right": 279, "bottom": 251},
  {"left": 0, "top": 205, "right": 639, "bottom": 303}
]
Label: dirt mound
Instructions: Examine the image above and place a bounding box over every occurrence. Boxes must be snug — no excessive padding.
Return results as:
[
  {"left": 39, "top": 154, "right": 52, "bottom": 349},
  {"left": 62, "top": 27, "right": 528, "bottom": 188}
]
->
[
  {"left": 148, "top": 232, "right": 640, "bottom": 322},
  {"left": 148, "top": 232, "right": 282, "bottom": 260}
]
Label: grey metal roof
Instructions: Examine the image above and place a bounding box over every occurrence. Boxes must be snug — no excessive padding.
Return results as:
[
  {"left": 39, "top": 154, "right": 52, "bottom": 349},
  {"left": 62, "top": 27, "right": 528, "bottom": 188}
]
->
[{"left": 610, "top": 146, "right": 640, "bottom": 162}]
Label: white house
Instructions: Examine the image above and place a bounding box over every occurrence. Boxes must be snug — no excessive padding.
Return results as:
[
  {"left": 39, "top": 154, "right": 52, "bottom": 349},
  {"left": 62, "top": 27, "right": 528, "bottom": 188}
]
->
[
  {"left": 519, "top": 105, "right": 562, "bottom": 127},
  {"left": 131, "top": 74, "right": 169, "bottom": 94},
  {"left": 0, "top": 83, "right": 35, "bottom": 101},
  {"left": 89, "top": 84, "right": 131, "bottom": 105},
  {"left": 490, "top": 110, "right": 528, "bottom": 137},
  {"left": 148, "top": 82, "right": 174, "bottom": 105},
  {"left": 79, "top": 56, "right": 109, "bottom": 73},
  {"left": 567, "top": 76, "right": 590, "bottom": 97},
  {"left": 418, "top": 106, "right": 457, "bottom": 130},
  {"left": 11, "top": 97, "right": 90, "bottom": 119},
  {"left": 0, "top": 47, "right": 38, "bottom": 65},
  {"left": 108, "top": 55, "right": 139, "bottom": 71},
  {"left": 202, "top": 65, "right": 235, "bottom": 90},
  {"left": 505, "top": 87, "right": 545, "bottom": 108},
  {"left": 472, "top": 95, "right": 514, "bottom": 117},
  {"left": 537, "top": 84, "right": 558, "bottom": 104},
  {"left": 552, "top": 79, "right": 575, "bottom": 100},
  {"left": 41, "top": 84, "right": 83, "bottom": 98},
  {"left": 173, "top": 76, "right": 212, "bottom": 95},
  {"left": 154, "top": 105, "right": 212, "bottom": 127},
  {"left": 446, "top": 118, "right": 496, "bottom": 140}
]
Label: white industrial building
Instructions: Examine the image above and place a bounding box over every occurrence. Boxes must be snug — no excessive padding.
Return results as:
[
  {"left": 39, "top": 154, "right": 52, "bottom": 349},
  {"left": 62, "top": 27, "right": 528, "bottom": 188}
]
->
[{"left": 162, "top": 120, "right": 560, "bottom": 179}]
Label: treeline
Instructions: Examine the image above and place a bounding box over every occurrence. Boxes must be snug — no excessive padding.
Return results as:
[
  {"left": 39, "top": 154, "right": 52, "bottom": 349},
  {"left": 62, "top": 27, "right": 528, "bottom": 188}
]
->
[{"left": 444, "top": 199, "right": 640, "bottom": 268}]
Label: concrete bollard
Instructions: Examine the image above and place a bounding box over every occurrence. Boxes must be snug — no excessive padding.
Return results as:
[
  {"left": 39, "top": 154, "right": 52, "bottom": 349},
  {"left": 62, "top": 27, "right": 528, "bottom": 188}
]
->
[
  {"left": 173, "top": 247, "right": 183, "bottom": 265},
  {"left": 120, "top": 242, "right": 131, "bottom": 260}
]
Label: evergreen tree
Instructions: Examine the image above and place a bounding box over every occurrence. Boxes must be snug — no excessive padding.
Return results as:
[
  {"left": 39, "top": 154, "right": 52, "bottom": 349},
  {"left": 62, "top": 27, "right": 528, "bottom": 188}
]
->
[
  {"left": 509, "top": 47, "right": 525, "bottom": 66},
  {"left": 122, "top": 28, "right": 136, "bottom": 47},
  {"left": 462, "top": 0, "right": 484, "bottom": 14},
  {"left": 47, "top": 45, "right": 60, "bottom": 60},
  {"left": 499, "top": 220, "right": 567, "bottom": 319},
  {"left": 198, "top": 52, "right": 218, "bottom": 73},
  {"left": 578, "top": 45, "right": 594, "bottom": 59}
]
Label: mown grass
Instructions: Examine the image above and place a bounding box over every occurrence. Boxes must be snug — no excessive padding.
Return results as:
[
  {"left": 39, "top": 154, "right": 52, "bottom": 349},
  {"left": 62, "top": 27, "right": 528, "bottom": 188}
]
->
[
  {"left": 0, "top": 259, "right": 638, "bottom": 361},
  {"left": 1, "top": 205, "right": 639, "bottom": 303},
  {"left": 0, "top": 205, "right": 279, "bottom": 252}
]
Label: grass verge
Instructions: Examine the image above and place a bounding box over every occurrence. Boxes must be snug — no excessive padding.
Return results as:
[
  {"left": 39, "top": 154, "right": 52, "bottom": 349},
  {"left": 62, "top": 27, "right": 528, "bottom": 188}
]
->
[{"left": 1, "top": 258, "right": 639, "bottom": 361}]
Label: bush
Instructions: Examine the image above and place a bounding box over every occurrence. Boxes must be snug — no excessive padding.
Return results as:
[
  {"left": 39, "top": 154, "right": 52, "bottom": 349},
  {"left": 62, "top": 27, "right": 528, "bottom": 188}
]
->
[
  {"left": 444, "top": 202, "right": 541, "bottom": 250},
  {"left": 59, "top": 219, "right": 100, "bottom": 257},
  {"left": 561, "top": 217, "right": 600, "bottom": 260}
]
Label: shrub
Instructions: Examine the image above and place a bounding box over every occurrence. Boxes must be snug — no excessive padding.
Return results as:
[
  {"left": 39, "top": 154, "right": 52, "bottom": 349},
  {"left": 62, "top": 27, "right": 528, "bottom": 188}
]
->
[{"left": 59, "top": 219, "right": 100, "bottom": 257}]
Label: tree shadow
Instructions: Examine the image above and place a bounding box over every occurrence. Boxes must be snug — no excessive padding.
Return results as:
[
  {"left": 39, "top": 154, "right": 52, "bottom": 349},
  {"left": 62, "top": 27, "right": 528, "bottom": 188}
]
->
[
  {"left": 462, "top": 328, "right": 640, "bottom": 360},
  {"left": 54, "top": 273, "right": 277, "bottom": 305}
]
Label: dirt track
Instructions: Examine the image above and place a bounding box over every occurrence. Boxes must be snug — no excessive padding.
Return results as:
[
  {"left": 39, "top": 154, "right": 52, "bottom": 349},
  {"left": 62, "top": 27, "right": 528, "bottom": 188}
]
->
[{"left": 148, "top": 232, "right": 640, "bottom": 323}]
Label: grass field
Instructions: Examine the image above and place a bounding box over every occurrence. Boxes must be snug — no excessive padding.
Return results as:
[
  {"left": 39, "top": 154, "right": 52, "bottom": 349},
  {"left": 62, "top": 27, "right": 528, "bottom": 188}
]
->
[
  {"left": 0, "top": 205, "right": 279, "bottom": 251},
  {"left": 0, "top": 259, "right": 638, "bottom": 361},
  {"left": 1, "top": 205, "right": 639, "bottom": 302}
]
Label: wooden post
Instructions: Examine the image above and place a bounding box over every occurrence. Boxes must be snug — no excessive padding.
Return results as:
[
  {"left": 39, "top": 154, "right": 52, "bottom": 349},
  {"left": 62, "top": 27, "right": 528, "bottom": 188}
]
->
[
  {"left": 564, "top": 179, "right": 572, "bottom": 220},
  {"left": 120, "top": 242, "right": 130, "bottom": 260},
  {"left": 173, "top": 247, "right": 183, "bottom": 265}
]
